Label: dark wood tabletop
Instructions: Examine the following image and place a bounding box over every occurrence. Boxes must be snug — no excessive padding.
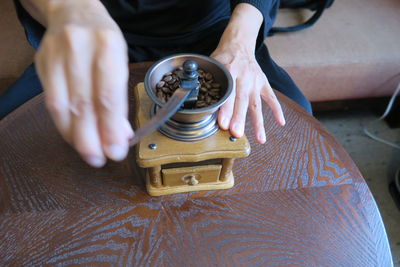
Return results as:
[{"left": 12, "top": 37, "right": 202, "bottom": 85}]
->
[{"left": 0, "top": 62, "right": 393, "bottom": 266}]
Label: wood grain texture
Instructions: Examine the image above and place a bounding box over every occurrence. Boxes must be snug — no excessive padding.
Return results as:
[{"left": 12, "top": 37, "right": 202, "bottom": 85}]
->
[{"left": 0, "top": 62, "right": 392, "bottom": 266}]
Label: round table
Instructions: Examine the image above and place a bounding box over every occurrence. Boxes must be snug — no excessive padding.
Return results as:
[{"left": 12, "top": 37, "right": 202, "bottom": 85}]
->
[{"left": 0, "top": 62, "right": 392, "bottom": 266}]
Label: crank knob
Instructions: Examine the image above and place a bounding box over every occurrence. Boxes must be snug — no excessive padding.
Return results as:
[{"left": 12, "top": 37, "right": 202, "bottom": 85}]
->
[{"left": 182, "top": 60, "right": 199, "bottom": 79}]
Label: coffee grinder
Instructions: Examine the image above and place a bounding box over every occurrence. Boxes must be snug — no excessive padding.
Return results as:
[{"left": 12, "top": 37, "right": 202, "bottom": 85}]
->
[{"left": 131, "top": 54, "right": 250, "bottom": 196}]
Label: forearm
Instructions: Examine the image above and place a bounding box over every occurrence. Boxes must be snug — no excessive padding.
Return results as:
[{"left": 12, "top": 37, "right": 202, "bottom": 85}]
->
[
  {"left": 19, "top": 0, "right": 116, "bottom": 29},
  {"left": 219, "top": 3, "right": 263, "bottom": 52}
]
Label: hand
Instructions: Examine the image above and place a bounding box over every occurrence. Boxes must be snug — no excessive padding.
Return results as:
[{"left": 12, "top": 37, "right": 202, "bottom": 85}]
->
[
  {"left": 34, "top": 1, "right": 133, "bottom": 167},
  {"left": 211, "top": 45, "right": 285, "bottom": 144},
  {"left": 211, "top": 3, "right": 285, "bottom": 144}
]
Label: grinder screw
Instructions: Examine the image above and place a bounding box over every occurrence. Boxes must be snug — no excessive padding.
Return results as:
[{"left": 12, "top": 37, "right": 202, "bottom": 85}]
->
[{"left": 148, "top": 143, "right": 157, "bottom": 150}]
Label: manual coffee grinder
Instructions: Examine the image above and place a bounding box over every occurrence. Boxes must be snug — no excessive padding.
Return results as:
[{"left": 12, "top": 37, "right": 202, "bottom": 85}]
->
[{"left": 131, "top": 54, "right": 250, "bottom": 196}]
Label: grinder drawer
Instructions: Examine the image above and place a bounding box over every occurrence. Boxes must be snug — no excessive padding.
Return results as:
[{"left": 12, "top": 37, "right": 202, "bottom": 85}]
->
[{"left": 161, "top": 164, "right": 222, "bottom": 187}]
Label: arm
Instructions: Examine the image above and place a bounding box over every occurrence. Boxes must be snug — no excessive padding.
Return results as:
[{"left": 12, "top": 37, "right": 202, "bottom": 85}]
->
[
  {"left": 211, "top": 3, "right": 285, "bottom": 144},
  {"left": 19, "top": 0, "right": 132, "bottom": 167}
]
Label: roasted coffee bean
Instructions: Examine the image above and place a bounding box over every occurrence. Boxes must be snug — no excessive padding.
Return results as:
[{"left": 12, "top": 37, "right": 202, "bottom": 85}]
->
[
  {"left": 196, "top": 101, "right": 206, "bottom": 108},
  {"left": 156, "top": 67, "right": 223, "bottom": 109},
  {"left": 209, "top": 92, "right": 218, "bottom": 98},
  {"left": 161, "top": 87, "right": 171, "bottom": 94},
  {"left": 211, "top": 83, "right": 220, "bottom": 88},
  {"left": 204, "top": 72, "right": 213, "bottom": 80},
  {"left": 210, "top": 89, "right": 220, "bottom": 95},
  {"left": 156, "top": 81, "right": 165, "bottom": 88},
  {"left": 163, "top": 75, "right": 173, "bottom": 82}
]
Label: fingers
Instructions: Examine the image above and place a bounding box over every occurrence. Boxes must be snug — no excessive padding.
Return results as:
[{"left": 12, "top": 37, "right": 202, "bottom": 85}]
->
[
  {"left": 94, "top": 30, "right": 130, "bottom": 161},
  {"left": 217, "top": 68, "right": 283, "bottom": 145},
  {"left": 260, "top": 81, "right": 286, "bottom": 127},
  {"left": 229, "top": 75, "right": 251, "bottom": 138},
  {"left": 65, "top": 27, "right": 106, "bottom": 167},
  {"left": 211, "top": 49, "right": 285, "bottom": 145},
  {"left": 218, "top": 82, "right": 235, "bottom": 130},
  {"left": 249, "top": 94, "right": 266, "bottom": 144},
  {"left": 44, "top": 62, "right": 72, "bottom": 144},
  {"left": 36, "top": 25, "right": 132, "bottom": 168},
  {"left": 36, "top": 39, "right": 72, "bottom": 144}
]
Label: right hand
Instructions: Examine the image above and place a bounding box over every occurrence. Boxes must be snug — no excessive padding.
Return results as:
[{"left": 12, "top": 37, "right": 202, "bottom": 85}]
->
[{"left": 35, "top": 1, "right": 133, "bottom": 167}]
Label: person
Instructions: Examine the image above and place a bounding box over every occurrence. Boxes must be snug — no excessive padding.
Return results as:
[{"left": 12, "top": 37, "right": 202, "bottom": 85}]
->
[{"left": 1, "top": 0, "right": 312, "bottom": 167}]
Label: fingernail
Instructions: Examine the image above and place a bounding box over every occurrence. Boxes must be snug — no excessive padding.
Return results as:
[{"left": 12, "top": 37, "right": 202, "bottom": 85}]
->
[
  {"left": 258, "top": 133, "right": 266, "bottom": 144},
  {"left": 220, "top": 117, "right": 229, "bottom": 129},
  {"left": 281, "top": 117, "right": 286, "bottom": 126},
  {"left": 105, "top": 144, "right": 128, "bottom": 161},
  {"left": 233, "top": 123, "right": 243, "bottom": 136},
  {"left": 86, "top": 156, "right": 106, "bottom": 168}
]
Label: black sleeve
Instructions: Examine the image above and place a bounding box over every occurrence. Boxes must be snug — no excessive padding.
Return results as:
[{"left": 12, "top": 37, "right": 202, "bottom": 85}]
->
[
  {"left": 230, "top": 0, "right": 280, "bottom": 48},
  {"left": 13, "top": 0, "right": 45, "bottom": 50}
]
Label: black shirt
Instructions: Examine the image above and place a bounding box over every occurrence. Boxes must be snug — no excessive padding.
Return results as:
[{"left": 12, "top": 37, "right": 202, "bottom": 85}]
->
[
  {"left": 99, "top": 0, "right": 279, "bottom": 61},
  {"left": 15, "top": 0, "right": 279, "bottom": 61}
]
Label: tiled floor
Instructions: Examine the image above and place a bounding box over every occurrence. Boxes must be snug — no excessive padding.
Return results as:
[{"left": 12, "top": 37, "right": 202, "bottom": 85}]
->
[{"left": 315, "top": 108, "right": 400, "bottom": 266}]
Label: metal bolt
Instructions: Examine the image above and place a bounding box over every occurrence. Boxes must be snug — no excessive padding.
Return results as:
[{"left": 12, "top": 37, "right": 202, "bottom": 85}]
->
[
  {"left": 148, "top": 143, "right": 157, "bottom": 150},
  {"left": 229, "top": 136, "right": 237, "bottom": 142}
]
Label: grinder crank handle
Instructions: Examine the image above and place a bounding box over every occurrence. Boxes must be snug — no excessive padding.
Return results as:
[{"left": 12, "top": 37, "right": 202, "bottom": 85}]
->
[
  {"left": 128, "top": 87, "right": 192, "bottom": 147},
  {"left": 129, "top": 59, "right": 200, "bottom": 147}
]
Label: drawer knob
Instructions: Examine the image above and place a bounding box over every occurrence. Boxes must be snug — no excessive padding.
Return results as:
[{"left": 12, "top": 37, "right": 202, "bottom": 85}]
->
[{"left": 183, "top": 175, "right": 199, "bottom": 186}]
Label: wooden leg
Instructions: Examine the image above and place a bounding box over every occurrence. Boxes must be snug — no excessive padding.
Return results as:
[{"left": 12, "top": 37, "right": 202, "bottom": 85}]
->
[
  {"left": 220, "top": 158, "right": 234, "bottom": 182},
  {"left": 149, "top": 166, "right": 162, "bottom": 188}
]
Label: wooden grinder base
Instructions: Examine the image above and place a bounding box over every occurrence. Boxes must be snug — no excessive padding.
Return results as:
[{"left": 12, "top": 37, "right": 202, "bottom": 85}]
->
[{"left": 134, "top": 83, "right": 250, "bottom": 196}]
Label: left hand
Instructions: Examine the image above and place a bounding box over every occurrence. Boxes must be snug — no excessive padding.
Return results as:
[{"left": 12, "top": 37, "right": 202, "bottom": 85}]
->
[{"left": 210, "top": 3, "right": 285, "bottom": 144}]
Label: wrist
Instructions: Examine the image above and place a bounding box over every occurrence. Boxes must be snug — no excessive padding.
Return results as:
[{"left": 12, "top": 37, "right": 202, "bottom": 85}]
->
[
  {"left": 218, "top": 3, "right": 263, "bottom": 53},
  {"left": 46, "top": 0, "right": 116, "bottom": 30}
]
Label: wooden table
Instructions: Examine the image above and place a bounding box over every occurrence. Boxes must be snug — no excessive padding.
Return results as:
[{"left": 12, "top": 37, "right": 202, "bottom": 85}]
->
[{"left": 0, "top": 62, "right": 393, "bottom": 266}]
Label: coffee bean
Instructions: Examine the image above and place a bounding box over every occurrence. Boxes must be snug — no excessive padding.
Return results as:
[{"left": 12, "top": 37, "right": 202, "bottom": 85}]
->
[
  {"left": 163, "top": 75, "right": 173, "bottom": 82},
  {"left": 211, "top": 83, "right": 220, "bottom": 88},
  {"left": 210, "top": 89, "right": 219, "bottom": 95},
  {"left": 205, "top": 95, "right": 212, "bottom": 104},
  {"left": 161, "top": 87, "right": 171, "bottom": 94},
  {"left": 196, "top": 101, "right": 206, "bottom": 108},
  {"left": 205, "top": 73, "right": 213, "bottom": 80},
  {"left": 156, "top": 67, "right": 223, "bottom": 109},
  {"left": 209, "top": 91, "right": 218, "bottom": 97},
  {"left": 157, "top": 81, "right": 165, "bottom": 88}
]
